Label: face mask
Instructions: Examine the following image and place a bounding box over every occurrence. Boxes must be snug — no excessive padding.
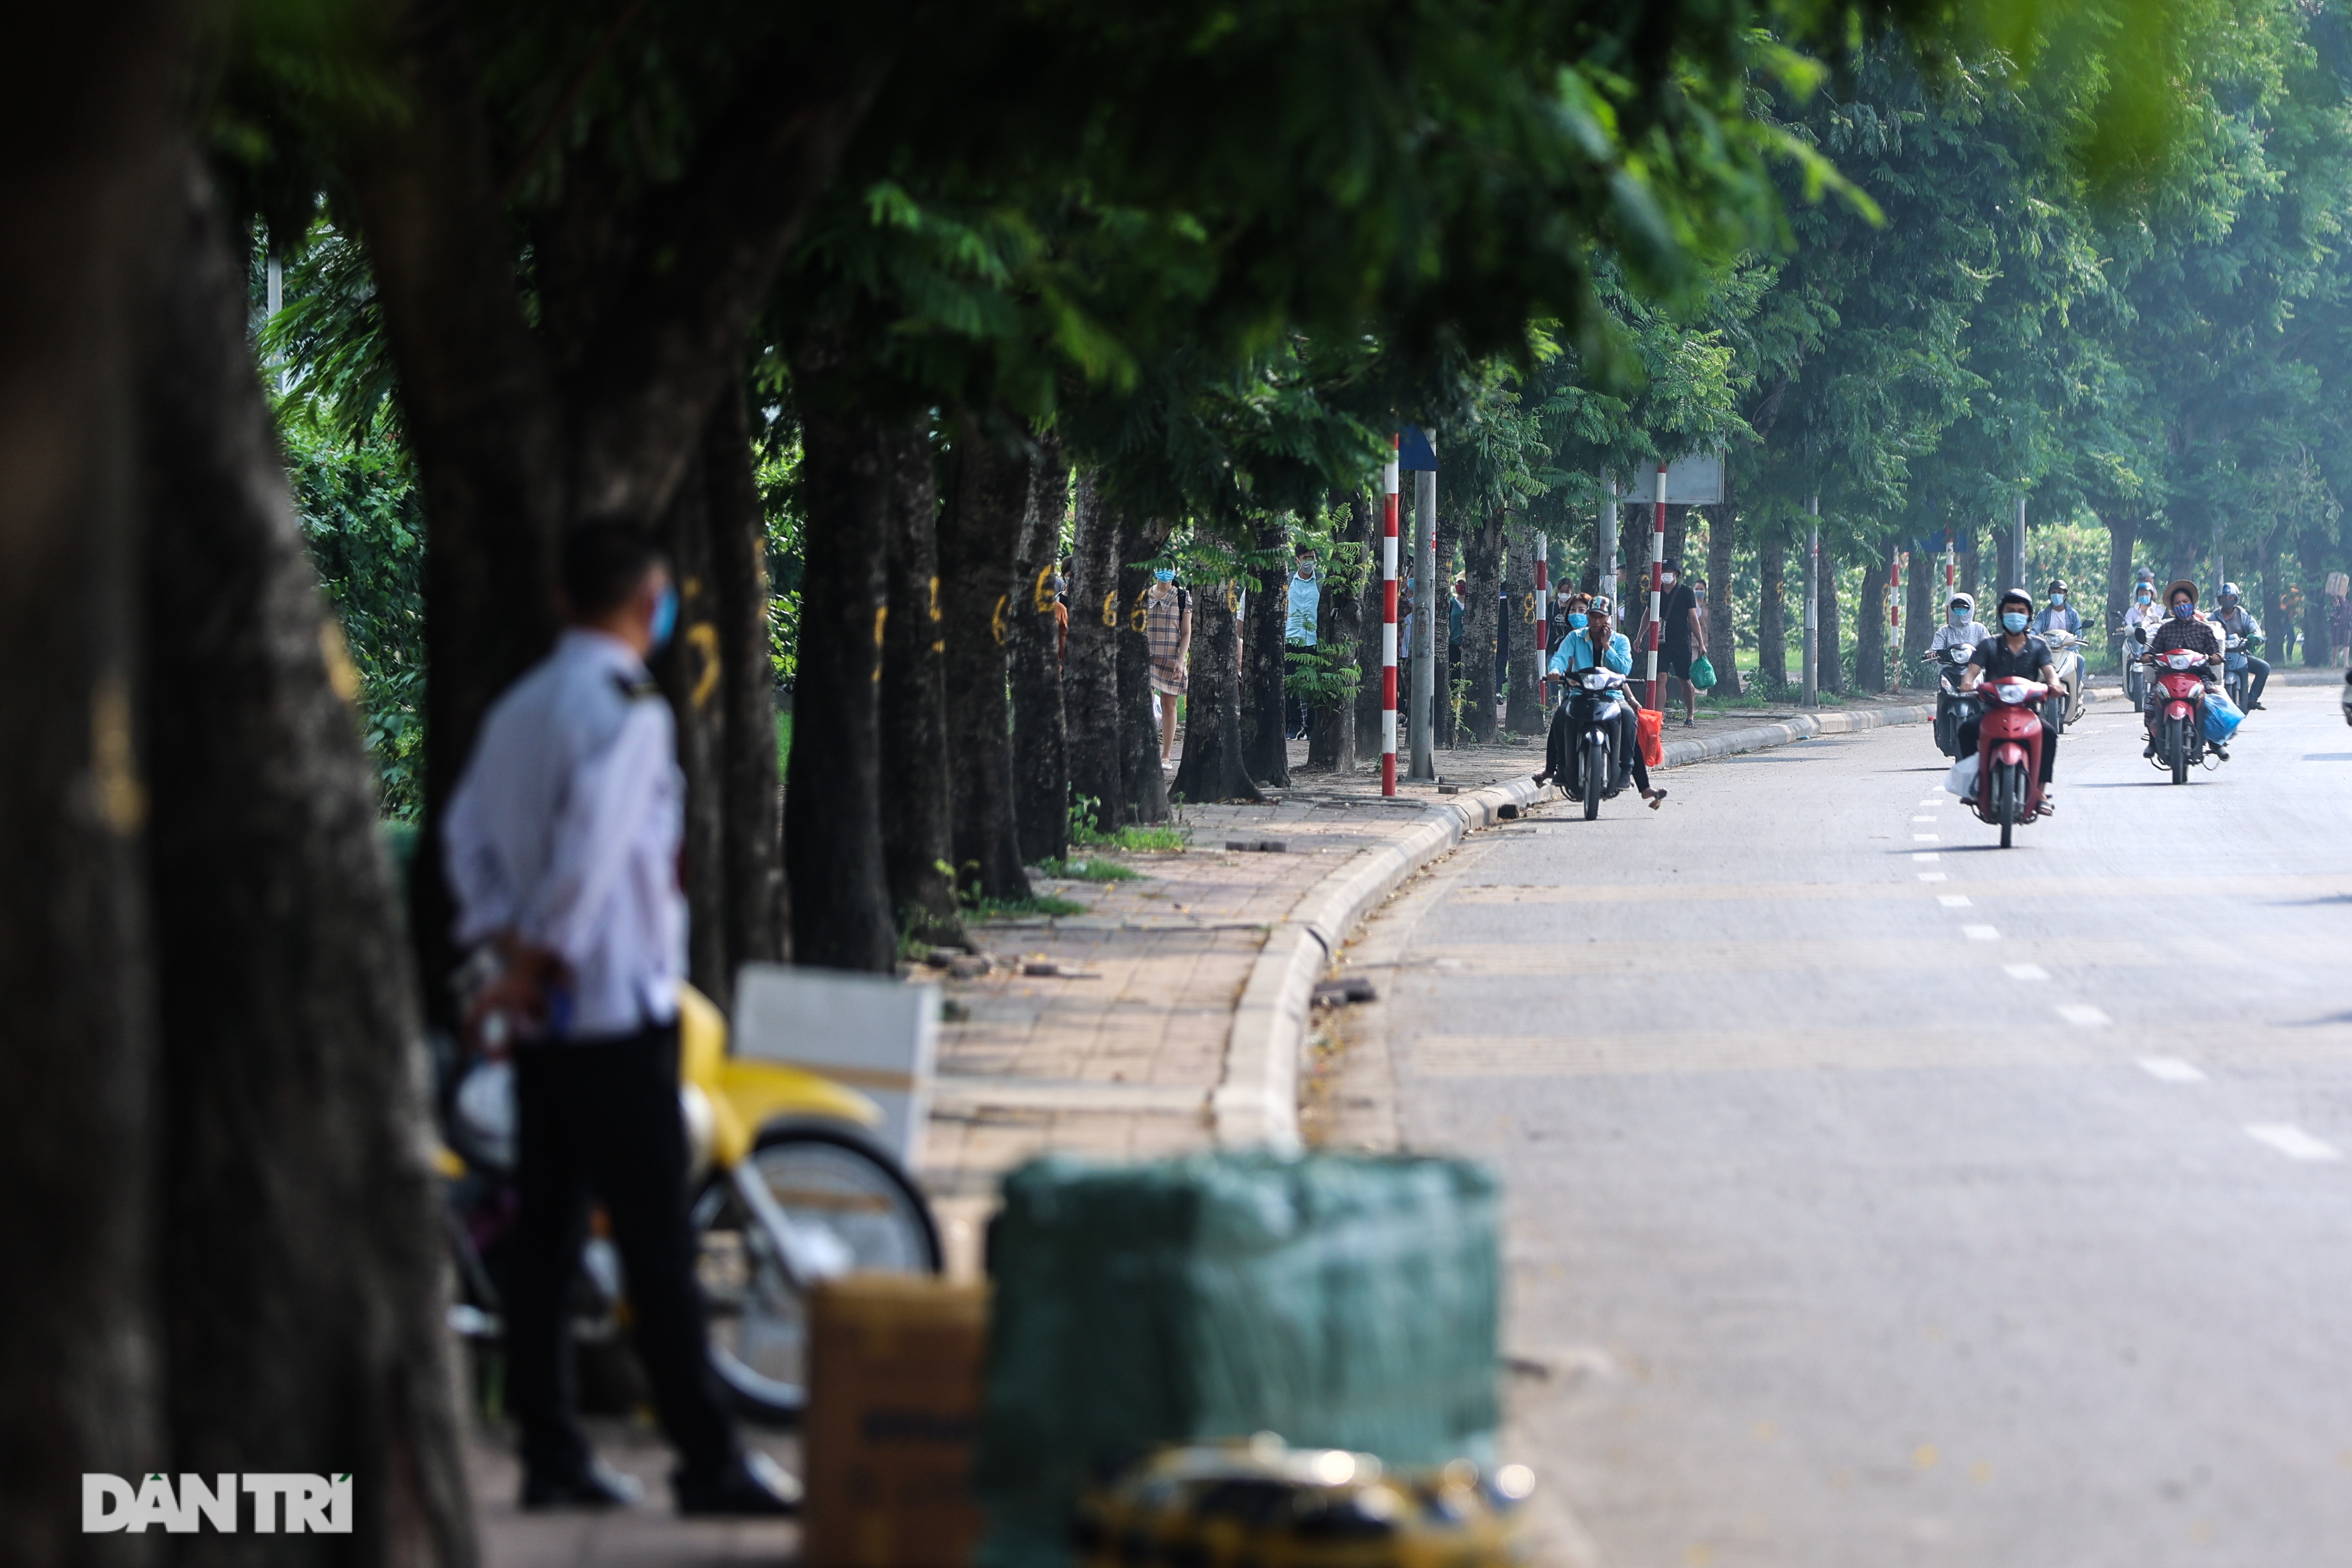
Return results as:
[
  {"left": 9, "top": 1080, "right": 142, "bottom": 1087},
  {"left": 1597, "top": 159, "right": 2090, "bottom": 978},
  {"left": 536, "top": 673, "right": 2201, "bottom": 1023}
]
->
[
  {"left": 1568, "top": 613, "right": 1589, "bottom": 629},
  {"left": 2001, "top": 611, "right": 2029, "bottom": 633},
  {"left": 1154, "top": 568, "right": 1175, "bottom": 583},
  {"left": 649, "top": 584, "right": 679, "bottom": 653},
  {"left": 1296, "top": 566, "right": 1315, "bottom": 579},
  {"left": 2171, "top": 602, "right": 2196, "bottom": 619},
  {"left": 1949, "top": 610, "right": 1969, "bottom": 625},
  {"left": 2136, "top": 593, "right": 2153, "bottom": 604},
  {"left": 1661, "top": 573, "right": 1677, "bottom": 587},
  {"left": 2050, "top": 594, "right": 2065, "bottom": 606}
]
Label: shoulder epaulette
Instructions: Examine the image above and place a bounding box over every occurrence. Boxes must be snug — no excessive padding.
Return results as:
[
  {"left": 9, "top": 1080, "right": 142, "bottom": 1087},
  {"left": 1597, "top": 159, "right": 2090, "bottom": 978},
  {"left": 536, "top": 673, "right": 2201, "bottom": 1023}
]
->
[{"left": 611, "top": 672, "right": 662, "bottom": 702}]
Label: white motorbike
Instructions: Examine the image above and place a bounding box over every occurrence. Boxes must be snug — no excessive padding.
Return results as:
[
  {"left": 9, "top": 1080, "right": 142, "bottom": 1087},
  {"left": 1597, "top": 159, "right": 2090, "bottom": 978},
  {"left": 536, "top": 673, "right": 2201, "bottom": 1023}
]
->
[{"left": 2039, "top": 628, "right": 2086, "bottom": 733}]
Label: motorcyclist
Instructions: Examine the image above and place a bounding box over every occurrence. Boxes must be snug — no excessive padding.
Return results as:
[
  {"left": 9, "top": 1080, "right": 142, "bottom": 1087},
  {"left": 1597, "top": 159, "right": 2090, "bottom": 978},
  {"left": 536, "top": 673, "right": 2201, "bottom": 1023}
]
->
[
  {"left": 1928, "top": 592, "right": 1992, "bottom": 657},
  {"left": 1957, "top": 588, "right": 2063, "bottom": 813},
  {"left": 2211, "top": 582, "right": 2270, "bottom": 709},
  {"left": 2034, "top": 579, "right": 2081, "bottom": 636},
  {"left": 1535, "top": 596, "right": 1665, "bottom": 807},
  {"left": 2141, "top": 578, "right": 2228, "bottom": 760}
]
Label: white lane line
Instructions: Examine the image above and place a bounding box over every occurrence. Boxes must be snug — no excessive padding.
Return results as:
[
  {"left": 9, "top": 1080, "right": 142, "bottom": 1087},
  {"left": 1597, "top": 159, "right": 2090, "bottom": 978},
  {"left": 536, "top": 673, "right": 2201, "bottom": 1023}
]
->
[
  {"left": 1917, "top": 872, "right": 1947, "bottom": 882},
  {"left": 1961, "top": 924, "right": 2000, "bottom": 941},
  {"left": 1913, "top": 834, "right": 1941, "bottom": 843},
  {"left": 1937, "top": 895, "right": 1973, "bottom": 908},
  {"left": 2139, "top": 1057, "right": 2206, "bottom": 1083},
  {"left": 2055, "top": 1004, "right": 2111, "bottom": 1027},
  {"left": 1913, "top": 852, "right": 1940, "bottom": 863},
  {"left": 2245, "top": 1123, "right": 2343, "bottom": 1162},
  {"left": 2004, "top": 964, "right": 2049, "bottom": 981}
]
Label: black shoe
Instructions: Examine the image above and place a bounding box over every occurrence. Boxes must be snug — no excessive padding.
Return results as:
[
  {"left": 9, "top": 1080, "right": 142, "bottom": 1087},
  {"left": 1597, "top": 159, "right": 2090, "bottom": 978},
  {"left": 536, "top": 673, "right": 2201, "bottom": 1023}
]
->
[
  {"left": 2142, "top": 739, "right": 2157, "bottom": 759},
  {"left": 1532, "top": 771, "right": 1550, "bottom": 785},
  {"left": 522, "top": 1457, "right": 643, "bottom": 1510},
  {"left": 675, "top": 1450, "right": 802, "bottom": 1517},
  {"left": 2250, "top": 701, "right": 2266, "bottom": 710}
]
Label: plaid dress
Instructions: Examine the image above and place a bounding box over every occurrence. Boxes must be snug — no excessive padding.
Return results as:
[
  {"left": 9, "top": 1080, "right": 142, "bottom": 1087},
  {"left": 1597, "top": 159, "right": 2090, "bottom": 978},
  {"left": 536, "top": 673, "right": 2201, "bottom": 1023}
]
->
[{"left": 1146, "top": 586, "right": 1189, "bottom": 695}]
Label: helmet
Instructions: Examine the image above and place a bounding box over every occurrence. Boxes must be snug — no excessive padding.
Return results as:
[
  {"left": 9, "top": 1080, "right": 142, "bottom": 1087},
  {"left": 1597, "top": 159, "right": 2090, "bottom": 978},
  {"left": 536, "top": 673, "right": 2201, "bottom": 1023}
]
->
[
  {"left": 2046, "top": 579, "right": 2068, "bottom": 595},
  {"left": 2219, "top": 581, "right": 2242, "bottom": 601},
  {"left": 1998, "top": 588, "right": 2035, "bottom": 614},
  {"left": 1588, "top": 594, "right": 1615, "bottom": 616}
]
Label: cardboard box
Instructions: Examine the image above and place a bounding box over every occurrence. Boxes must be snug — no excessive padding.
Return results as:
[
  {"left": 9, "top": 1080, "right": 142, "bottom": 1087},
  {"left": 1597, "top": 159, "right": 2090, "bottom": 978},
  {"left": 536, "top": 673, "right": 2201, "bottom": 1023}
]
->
[{"left": 806, "top": 1274, "right": 990, "bottom": 1568}]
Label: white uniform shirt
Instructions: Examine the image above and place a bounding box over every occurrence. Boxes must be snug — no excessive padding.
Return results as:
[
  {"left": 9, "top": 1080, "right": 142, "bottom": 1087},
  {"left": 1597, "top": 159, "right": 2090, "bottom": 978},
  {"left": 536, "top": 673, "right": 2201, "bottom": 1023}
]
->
[{"left": 444, "top": 628, "right": 686, "bottom": 1039}]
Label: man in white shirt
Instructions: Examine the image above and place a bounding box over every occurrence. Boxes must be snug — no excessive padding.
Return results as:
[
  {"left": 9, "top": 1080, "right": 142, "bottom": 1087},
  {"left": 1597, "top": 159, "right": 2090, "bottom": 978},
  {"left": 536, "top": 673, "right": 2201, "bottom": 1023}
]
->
[{"left": 445, "top": 524, "right": 795, "bottom": 1516}]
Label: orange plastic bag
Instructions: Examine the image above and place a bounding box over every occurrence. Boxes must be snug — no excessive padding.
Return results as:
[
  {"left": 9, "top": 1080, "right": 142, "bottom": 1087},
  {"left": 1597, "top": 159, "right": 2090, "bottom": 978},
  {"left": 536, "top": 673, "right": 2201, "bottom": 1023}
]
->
[{"left": 1635, "top": 707, "right": 1665, "bottom": 767}]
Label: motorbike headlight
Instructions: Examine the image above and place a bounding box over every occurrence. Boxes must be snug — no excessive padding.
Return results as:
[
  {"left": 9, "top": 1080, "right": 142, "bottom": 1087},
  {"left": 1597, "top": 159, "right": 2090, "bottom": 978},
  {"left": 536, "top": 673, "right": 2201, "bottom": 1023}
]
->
[
  {"left": 1996, "top": 681, "right": 2028, "bottom": 703},
  {"left": 1582, "top": 671, "right": 1611, "bottom": 689}
]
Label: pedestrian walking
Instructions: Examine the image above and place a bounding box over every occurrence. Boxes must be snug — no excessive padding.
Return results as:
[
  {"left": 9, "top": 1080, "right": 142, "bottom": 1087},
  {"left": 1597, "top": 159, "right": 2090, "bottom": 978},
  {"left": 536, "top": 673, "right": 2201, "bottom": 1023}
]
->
[
  {"left": 445, "top": 523, "right": 798, "bottom": 1516},
  {"left": 1658, "top": 561, "right": 1707, "bottom": 726},
  {"left": 1285, "top": 546, "right": 1320, "bottom": 739},
  {"left": 1145, "top": 567, "right": 1191, "bottom": 761},
  {"left": 2280, "top": 582, "right": 2302, "bottom": 663},
  {"left": 2329, "top": 578, "right": 2350, "bottom": 665}
]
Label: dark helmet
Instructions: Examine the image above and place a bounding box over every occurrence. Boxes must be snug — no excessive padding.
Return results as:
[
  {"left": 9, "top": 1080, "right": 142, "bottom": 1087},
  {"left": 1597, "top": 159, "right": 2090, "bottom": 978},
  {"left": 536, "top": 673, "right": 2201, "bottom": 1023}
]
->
[
  {"left": 2046, "top": 579, "right": 2069, "bottom": 595},
  {"left": 1998, "top": 588, "right": 2035, "bottom": 615}
]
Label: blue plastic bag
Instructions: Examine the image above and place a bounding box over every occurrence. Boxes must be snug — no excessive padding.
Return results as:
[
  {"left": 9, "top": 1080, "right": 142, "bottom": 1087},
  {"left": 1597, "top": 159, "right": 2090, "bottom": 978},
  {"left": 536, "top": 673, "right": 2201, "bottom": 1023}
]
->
[{"left": 2202, "top": 688, "right": 2244, "bottom": 743}]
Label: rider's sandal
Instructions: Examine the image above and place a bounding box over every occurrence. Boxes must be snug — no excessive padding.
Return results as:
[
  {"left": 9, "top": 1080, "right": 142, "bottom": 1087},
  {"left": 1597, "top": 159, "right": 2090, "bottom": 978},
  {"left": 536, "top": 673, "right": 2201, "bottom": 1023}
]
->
[{"left": 1645, "top": 788, "right": 1668, "bottom": 810}]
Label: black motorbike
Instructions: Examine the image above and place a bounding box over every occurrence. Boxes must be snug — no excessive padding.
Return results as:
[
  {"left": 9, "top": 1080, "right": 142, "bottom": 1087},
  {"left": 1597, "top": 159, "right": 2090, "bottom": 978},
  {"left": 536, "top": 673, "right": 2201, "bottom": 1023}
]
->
[
  {"left": 1920, "top": 644, "right": 1983, "bottom": 759},
  {"left": 1559, "top": 668, "right": 1637, "bottom": 820}
]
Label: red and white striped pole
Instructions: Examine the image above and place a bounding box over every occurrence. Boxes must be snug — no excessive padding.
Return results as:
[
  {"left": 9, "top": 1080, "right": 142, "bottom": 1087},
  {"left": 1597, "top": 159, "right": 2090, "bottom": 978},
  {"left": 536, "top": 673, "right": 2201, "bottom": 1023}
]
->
[
  {"left": 1533, "top": 534, "right": 1549, "bottom": 705},
  {"left": 1381, "top": 435, "right": 1400, "bottom": 796},
  {"left": 1644, "top": 461, "right": 1667, "bottom": 709}
]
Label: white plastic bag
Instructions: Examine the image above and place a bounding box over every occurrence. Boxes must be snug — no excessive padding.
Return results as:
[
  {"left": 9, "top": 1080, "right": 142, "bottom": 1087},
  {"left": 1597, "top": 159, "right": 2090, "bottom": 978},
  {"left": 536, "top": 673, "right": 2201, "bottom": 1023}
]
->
[
  {"left": 453, "top": 1058, "right": 517, "bottom": 1170},
  {"left": 1944, "top": 752, "right": 1980, "bottom": 799}
]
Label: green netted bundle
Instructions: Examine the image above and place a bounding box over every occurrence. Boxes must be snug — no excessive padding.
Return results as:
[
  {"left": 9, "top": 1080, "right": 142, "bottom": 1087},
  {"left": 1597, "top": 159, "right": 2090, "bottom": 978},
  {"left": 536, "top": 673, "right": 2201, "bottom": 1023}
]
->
[{"left": 973, "top": 1151, "right": 1499, "bottom": 1568}]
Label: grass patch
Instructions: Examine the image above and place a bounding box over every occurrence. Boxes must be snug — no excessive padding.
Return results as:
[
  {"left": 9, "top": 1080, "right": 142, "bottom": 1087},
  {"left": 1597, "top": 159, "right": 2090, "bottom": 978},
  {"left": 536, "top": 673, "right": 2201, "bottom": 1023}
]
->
[
  {"left": 1073, "top": 820, "right": 1190, "bottom": 852},
  {"left": 774, "top": 709, "right": 793, "bottom": 774},
  {"left": 969, "top": 892, "right": 1089, "bottom": 919},
  {"left": 1036, "top": 856, "right": 1142, "bottom": 882}
]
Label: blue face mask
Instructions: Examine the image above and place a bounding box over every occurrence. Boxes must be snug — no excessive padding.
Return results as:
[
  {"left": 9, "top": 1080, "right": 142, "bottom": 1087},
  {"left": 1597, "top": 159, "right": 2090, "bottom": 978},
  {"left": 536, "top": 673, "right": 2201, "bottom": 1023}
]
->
[
  {"left": 2050, "top": 594, "right": 2065, "bottom": 606},
  {"left": 2136, "top": 593, "right": 2154, "bottom": 604},
  {"left": 2001, "top": 611, "right": 2029, "bottom": 633},
  {"left": 1154, "top": 568, "right": 1175, "bottom": 583},
  {"left": 2171, "top": 601, "right": 2196, "bottom": 619},
  {"left": 1568, "top": 612, "right": 1589, "bottom": 629},
  {"left": 649, "top": 584, "right": 679, "bottom": 653}
]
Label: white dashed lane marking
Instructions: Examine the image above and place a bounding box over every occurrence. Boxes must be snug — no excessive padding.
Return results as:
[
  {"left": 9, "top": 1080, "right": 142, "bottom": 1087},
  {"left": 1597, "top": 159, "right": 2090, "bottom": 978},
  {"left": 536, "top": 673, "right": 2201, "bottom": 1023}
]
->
[
  {"left": 1961, "top": 924, "right": 2000, "bottom": 941},
  {"left": 2004, "top": 964, "right": 2050, "bottom": 981},
  {"left": 2055, "top": 1004, "right": 2111, "bottom": 1027},
  {"left": 1937, "top": 895, "right": 1972, "bottom": 908},
  {"left": 2245, "top": 1124, "right": 2343, "bottom": 1162},
  {"left": 2139, "top": 1057, "right": 2207, "bottom": 1083}
]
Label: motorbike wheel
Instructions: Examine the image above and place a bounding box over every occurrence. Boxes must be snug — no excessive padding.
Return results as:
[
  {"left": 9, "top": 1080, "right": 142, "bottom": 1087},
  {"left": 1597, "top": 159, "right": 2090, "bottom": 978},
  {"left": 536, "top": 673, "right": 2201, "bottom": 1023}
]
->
[
  {"left": 690, "top": 1123, "right": 943, "bottom": 1424},
  {"left": 2168, "top": 717, "right": 2189, "bottom": 785},
  {"left": 1994, "top": 761, "right": 2019, "bottom": 848},
  {"left": 1582, "top": 732, "right": 1606, "bottom": 820}
]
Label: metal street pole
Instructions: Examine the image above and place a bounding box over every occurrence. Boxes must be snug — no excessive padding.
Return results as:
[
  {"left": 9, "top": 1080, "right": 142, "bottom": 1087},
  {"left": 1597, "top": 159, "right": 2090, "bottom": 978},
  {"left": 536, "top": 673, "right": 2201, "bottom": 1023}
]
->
[
  {"left": 1600, "top": 473, "right": 1619, "bottom": 602},
  {"left": 1409, "top": 466, "right": 1438, "bottom": 780},
  {"left": 1802, "top": 495, "right": 1820, "bottom": 706},
  {"left": 1379, "top": 436, "right": 1400, "bottom": 796},
  {"left": 1643, "top": 463, "right": 1666, "bottom": 710},
  {"left": 1533, "top": 533, "right": 1549, "bottom": 707},
  {"left": 2015, "top": 493, "right": 2027, "bottom": 593}
]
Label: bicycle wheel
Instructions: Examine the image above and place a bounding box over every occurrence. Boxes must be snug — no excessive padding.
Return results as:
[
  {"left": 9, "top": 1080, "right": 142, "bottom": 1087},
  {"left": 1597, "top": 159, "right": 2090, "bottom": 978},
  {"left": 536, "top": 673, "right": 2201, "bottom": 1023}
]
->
[{"left": 692, "top": 1124, "right": 942, "bottom": 1423}]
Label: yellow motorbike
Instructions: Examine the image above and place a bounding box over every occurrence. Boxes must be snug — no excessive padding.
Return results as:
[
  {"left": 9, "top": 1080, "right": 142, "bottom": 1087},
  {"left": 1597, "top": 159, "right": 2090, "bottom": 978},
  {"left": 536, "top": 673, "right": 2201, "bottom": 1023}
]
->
[{"left": 438, "top": 984, "right": 940, "bottom": 1423}]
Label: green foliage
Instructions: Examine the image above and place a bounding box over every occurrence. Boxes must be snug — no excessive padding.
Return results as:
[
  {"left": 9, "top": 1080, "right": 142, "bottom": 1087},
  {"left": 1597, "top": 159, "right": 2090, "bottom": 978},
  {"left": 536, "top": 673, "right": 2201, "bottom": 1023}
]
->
[
  {"left": 281, "top": 403, "right": 426, "bottom": 818},
  {"left": 1068, "top": 795, "right": 1191, "bottom": 851},
  {"left": 1035, "top": 858, "right": 1143, "bottom": 883}
]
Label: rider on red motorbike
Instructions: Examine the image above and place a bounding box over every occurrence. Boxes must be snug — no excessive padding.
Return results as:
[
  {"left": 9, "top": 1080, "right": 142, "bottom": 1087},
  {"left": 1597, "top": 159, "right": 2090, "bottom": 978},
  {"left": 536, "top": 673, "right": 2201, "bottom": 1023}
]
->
[
  {"left": 2141, "top": 579, "right": 2227, "bottom": 760},
  {"left": 1958, "top": 588, "right": 2063, "bottom": 814}
]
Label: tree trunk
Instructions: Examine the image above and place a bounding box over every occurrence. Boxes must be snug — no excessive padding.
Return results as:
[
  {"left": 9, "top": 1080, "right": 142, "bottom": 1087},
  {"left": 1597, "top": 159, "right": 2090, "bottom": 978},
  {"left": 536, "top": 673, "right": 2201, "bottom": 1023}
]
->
[
  {"left": 2102, "top": 509, "right": 2137, "bottom": 668},
  {"left": 1115, "top": 511, "right": 1174, "bottom": 823},
  {"left": 1703, "top": 501, "right": 1743, "bottom": 697},
  {"left": 1461, "top": 513, "right": 1502, "bottom": 742},
  {"left": 1504, "top": 531, "right": 1543, "bottom": 733},
  {"left": 783, "top": 328, "right": 895, "bottom": 973},
  {"left": 1010, "top": 434, "right": 1070, "bottom": 863},
  {"left": 1241, "top": 518, "right": 1292, "bottom": 787},
  {"left": 1064, "top": 469, "right": 1123, "bottom": 834},
  {"left": 1903, "top": 542, "right": 1932, "bottom": 687},
  {"left": 1433, "top": 506, "right": 1459, "bottom": 746},
  {"left": 876, "top": 414, "right": 964, "bottom": 945},
  {"left": 1315, "top": 490, "right": 1366, "bottom": 770},
  {"left": 938, "top": 420, "right": 1030, "bottom": 900},
  {"left": 0, "top": 20, "right": 181, "bottom": 1556},
  {"left": 1818, "top": 546, "right": 1843, "bottom": 694},
  {"left": 657, "top": 441, "right": 730, "bottom": 1002},
  {"left": 1757, "top": 532, "right": 1787, "bottom": 694},
  {"left": 1664, "top": 503, "right": 1689, "bottom": 583},
  {"left": 1857, "top": 556, "right": 1890, "bottom": 692},
  {"left": 707, "top": 382, "right": 787, "bottom": 974},
  {"left": 1171, "top": 583, "right": 1264, "bottom": 804},
  {"left": 2299, "top": 526, "right": 2335, "bottom": 666},
  {"left": 141, "top": 157, "right": 474, "bottom": 1567}
]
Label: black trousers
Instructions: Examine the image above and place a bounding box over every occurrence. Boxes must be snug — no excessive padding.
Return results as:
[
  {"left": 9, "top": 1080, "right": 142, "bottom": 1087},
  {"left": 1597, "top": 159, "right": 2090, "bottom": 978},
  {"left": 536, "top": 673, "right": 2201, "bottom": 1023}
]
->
[
  {"left": 1957, "top": 713, "right": 2059, "bottom": 783},
  {"left": 510, "top": 1025, "right": 736, "bottom": 1478}
]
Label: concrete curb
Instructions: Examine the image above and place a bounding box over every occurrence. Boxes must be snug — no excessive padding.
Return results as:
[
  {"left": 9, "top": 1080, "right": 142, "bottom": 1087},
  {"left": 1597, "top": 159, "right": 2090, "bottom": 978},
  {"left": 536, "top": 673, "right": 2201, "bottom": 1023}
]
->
[{"left": 1209, "top": 701, "right": 1933, "bottom": 1149}]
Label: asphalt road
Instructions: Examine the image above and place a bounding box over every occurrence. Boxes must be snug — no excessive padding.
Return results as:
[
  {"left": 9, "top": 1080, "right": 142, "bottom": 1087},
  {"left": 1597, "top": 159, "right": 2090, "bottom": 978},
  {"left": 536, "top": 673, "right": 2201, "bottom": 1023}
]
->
[{"left": 1334, "top": 683, "right": 2352, "bottom": 1568}]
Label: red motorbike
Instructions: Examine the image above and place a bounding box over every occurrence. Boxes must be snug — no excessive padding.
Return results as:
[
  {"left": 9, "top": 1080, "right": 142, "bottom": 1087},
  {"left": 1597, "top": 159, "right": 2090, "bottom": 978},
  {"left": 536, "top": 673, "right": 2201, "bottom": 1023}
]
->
[
  {"left": 2145, "top": 647, "right": 2212, "bottom": 785},
  {"left": 1964, "top": 675, "right": 2049, "bottom": 848}
]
